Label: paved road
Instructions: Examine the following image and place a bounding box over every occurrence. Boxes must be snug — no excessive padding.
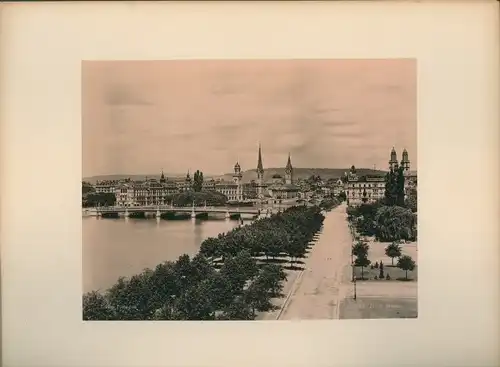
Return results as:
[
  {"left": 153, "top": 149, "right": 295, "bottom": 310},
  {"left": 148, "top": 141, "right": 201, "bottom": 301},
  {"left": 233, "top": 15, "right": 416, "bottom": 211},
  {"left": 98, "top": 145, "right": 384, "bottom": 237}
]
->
[{"left": 278, "top": 204, "right": 353, "bottom": 319}]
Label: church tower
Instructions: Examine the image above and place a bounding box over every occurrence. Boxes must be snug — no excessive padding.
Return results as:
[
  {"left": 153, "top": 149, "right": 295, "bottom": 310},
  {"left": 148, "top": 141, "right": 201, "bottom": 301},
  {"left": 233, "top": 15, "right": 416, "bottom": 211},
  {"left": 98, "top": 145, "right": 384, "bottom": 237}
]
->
[
  {"left": 401, "top": 148, "right": 410, "bottom": 171},
  {"left": 389, "top": 147, "right": 399, "bottom": 170},
  {"left": 256, "top": 143, "right": 264, "bottom": 197},
  {"left": 160, "top": 169, "right": 166, "bottom": 184},
  {"left": 285, "top": 153, "right": 293, "bottom": 185},
  {"left": 185, "top": 170, "right": 192, "bottom": 191},
  {"left": 233, "top": 161, "right": 243, "bottom": 201}
]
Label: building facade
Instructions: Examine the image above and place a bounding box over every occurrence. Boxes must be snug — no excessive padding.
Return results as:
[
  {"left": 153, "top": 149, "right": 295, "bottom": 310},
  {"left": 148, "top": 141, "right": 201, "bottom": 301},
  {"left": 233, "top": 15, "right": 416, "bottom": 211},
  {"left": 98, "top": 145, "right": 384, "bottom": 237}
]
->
[
  {"left": 345, "top": 167, "right": 386, "bottom": 206},
  {"left": 346, "top": 148, "right": 417, "bottom": 207},
  {"left": 264, "top": 153, "right": 300, "bottom": 201},
  {"left": 95, "top": 180, "right": 121, "bottom": 194}
]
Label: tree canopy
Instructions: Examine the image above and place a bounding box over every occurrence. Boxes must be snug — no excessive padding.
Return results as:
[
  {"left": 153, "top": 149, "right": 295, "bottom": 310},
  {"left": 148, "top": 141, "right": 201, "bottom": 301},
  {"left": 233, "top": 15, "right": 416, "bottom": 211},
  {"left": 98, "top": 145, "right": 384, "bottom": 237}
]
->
[
  {"left": 385, "top": 242, "right": 402, "bottom": 265},
  {"left": 169, "top": 191, "right": 227, "bottom": 207},
  {"left": 83, "top": 192, "right": 116, "bottom": 207},
  {"left": 397, "top": 255, "right": 416, "bottom": 280},
  {"left": 193, "top": 170, "right": 204, "bottom": 192}
]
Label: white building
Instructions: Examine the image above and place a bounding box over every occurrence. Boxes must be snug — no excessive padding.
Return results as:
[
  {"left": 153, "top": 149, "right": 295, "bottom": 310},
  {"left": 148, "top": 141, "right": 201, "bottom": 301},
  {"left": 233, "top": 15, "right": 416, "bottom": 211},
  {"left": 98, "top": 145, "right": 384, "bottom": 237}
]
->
[{"left": 346, "top": 147, "right": 417, "bottom": 207}]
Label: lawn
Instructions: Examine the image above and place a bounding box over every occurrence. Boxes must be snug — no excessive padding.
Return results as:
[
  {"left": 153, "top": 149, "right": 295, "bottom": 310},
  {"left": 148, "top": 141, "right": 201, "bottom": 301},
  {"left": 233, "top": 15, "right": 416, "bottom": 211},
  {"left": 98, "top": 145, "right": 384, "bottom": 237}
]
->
[
  {"left": 353, "top": 264, "right": 418, "bottom": 281},
  {"left": 339, "top": 297, "right": 418, "bottom": 319}
]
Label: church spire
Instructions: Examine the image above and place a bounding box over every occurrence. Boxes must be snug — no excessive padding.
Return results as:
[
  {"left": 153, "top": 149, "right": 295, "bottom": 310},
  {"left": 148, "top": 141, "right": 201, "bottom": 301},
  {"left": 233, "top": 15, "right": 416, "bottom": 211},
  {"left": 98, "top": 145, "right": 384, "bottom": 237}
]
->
[
  {"left": 389, "top": 147, "right": 398, "bottom": 170},
  {"left": 285, "top": 152, "right": 292, "bottom": 172},
  {"left": 284, "top": 152, "right": 293, "bottom": 184},
  {"left": 257, "top": 142, "right": 264, "bottom": 174}
]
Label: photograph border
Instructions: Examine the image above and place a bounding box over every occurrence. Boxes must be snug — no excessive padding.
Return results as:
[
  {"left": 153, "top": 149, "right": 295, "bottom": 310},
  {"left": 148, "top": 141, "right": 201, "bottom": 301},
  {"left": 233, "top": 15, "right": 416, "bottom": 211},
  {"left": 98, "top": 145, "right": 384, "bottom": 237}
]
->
[{"left": 1, "top": 1, "right": 499, "bottom": 366}]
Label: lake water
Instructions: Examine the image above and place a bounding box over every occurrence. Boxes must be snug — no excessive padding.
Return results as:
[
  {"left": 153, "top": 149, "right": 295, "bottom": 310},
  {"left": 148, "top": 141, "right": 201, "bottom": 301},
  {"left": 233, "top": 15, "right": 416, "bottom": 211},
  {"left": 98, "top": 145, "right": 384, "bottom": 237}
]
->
[{"left": 82, "top": 217, "right": 244, "bottom": 293}]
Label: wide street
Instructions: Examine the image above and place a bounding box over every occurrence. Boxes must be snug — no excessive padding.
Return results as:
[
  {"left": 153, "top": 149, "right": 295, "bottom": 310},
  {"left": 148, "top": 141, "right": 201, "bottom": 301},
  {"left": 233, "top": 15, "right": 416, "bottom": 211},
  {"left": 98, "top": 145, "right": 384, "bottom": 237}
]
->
[{"left": 278, "top": 203, "right": 352, "bottom": 320}]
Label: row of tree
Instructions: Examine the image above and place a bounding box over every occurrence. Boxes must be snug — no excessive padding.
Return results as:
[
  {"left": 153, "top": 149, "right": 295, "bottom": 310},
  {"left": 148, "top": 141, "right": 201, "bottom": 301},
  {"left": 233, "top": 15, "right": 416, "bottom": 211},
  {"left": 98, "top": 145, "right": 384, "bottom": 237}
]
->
[
  {"left": 83, "top": 251, "right": 287, "bottom": 320},
  {"left": 319, "top": 197, "right": 342, "bottom": 211},
  {"left": 168, "top": 191, "right": 228, "bottom": 207},
  {"left": 199, "top": 206, "right": 326, "bottom": 266},
  {"left": 83, "top": 192, "right": 116, "bottom": 208},
  {"left": 192, "top": 170, "right": 204, "bottom": 192},
  {"left": 384, "top": 166, "right": 406, "bottom": 207}
]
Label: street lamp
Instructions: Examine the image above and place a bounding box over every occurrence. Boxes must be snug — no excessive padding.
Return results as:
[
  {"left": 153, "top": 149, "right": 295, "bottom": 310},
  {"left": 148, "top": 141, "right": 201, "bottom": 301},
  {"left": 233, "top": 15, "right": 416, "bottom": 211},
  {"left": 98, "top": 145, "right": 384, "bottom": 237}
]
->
[
  {"left": 350, "top": 224, "right": 357, "bottom": 300},
  {"left": 353, "top": 263, "right": 357, "bottom": 300}
]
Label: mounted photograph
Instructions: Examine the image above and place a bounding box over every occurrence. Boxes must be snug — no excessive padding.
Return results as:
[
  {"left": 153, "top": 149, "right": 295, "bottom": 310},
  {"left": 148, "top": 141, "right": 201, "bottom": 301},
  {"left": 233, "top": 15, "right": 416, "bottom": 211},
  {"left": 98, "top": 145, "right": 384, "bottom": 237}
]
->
[{"left": 82, "top": 59, "right": 417, "bottom": 320}]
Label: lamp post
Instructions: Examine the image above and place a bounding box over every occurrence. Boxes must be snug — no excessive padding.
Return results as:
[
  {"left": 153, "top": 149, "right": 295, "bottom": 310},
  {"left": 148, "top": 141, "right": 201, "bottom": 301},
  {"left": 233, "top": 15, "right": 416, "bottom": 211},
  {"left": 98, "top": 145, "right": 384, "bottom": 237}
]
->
[
  {"left": 349, "top": 223, "right": 357, "bottom": 300},
  {"left": 353, "top": 264, "right": 357, "bottom": 300}
]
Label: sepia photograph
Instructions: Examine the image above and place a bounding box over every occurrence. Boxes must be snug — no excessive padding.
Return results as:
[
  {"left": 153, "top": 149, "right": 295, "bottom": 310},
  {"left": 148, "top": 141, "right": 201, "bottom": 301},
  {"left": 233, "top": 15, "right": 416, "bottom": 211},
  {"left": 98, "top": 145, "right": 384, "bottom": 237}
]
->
[
  {"left": 82, "top": 59, "right": 418, "bottom": 321},
  {"left": 2, "top": 1, "right": 498, "bottom": 366}
]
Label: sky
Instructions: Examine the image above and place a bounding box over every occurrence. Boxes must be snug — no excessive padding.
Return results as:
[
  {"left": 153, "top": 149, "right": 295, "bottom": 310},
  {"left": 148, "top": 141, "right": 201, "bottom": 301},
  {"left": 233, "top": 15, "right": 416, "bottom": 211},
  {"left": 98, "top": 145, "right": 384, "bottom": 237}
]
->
[{"left": 82, "top": 59, "right": 416, "bottom": 178}]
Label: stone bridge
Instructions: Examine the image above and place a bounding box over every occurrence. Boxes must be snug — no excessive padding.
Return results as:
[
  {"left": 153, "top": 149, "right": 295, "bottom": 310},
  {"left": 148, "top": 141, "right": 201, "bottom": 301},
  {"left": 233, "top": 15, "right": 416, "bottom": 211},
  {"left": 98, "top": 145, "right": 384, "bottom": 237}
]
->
[{"left": 95, "top": 205, "right": 279, "bottom": 219}]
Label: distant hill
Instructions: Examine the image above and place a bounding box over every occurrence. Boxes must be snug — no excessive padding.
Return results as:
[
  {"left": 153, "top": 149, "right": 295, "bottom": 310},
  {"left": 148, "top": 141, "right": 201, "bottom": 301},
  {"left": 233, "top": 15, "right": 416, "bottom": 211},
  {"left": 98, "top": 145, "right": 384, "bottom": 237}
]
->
[
  {"left": 83, "top": 173, "right": 183, "bottom": 184},
  {"left": 199, "top": 167, "right": 386, "bottom": 183},
  {"left": 84, "top": 168, "right": 387, "bottom": 184}
]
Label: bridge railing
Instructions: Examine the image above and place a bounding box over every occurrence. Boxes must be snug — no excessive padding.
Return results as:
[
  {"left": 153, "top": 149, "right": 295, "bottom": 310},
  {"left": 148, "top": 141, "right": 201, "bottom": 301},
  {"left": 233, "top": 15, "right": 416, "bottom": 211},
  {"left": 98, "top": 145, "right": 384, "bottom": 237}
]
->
[{"left": 97, "top": 205, "right": 264, "bottom": 212}]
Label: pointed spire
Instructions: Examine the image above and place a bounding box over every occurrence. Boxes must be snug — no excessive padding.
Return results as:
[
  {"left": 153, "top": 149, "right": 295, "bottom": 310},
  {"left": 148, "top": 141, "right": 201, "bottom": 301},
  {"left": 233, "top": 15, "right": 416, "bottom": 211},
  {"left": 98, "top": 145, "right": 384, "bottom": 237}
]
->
[
  {"left": 390, "top": 146, "right": 398, "bottom": 163},
  {"left": 285, "top": 152, "right": 293, "bottom": 174},
  {"left": 402, "top": 148, "right": 409, "bottom": 162},
  {"left": 257, "top": 142, "right": 264, "bottom": 173}
]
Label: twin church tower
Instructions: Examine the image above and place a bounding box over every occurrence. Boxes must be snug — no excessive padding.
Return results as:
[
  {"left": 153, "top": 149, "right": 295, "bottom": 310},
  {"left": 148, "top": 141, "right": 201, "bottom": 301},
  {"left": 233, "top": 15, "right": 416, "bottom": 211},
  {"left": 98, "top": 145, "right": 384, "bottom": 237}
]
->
[{"left": 389, "top": 147, "right": 411, "bottom": 171}]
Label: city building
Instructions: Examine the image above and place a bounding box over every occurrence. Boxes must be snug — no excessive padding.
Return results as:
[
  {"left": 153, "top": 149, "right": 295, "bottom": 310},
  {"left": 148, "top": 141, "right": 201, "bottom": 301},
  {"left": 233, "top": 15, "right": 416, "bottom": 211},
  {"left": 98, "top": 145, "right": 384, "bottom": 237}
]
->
[
  {"left": 202, "top": 179, "right": 217, "bottom": 191},
  {"left": 176, "top": 171, "right": 193, "bottom": 192},
  {"left": 332, "top": 178, "right": 345, "bottom": 196},
  {"left": 346, "top": 147, "right": 417, "bottom": 207},
  {"left": 345, "top": 166, "right": 386, "bottom": 206},
  {"left": 266, "top": 153, "right": 300, "bottom": 200},
  {"left": 213, "top": 162, "right": 244, "bottom": 202},
  {"left": 95, "top": 180, "right": 120, "bottom": 194},
  {"left": 242, "top": 181, "right": 258, "bottom": 200}
]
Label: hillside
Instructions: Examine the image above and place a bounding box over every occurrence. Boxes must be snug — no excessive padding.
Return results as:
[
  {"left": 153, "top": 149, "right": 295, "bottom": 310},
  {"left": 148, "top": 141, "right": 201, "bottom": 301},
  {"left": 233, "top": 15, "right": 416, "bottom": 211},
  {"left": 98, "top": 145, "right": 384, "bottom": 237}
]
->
[
  {"left": 84, "top": 168, "right": 386, "bottom": 184},
  {"left": 83, "top": 173, "right": 183, "bottom": 184},
  {"left": 214, "top": 168, "right": 387, "bottom": 183}
]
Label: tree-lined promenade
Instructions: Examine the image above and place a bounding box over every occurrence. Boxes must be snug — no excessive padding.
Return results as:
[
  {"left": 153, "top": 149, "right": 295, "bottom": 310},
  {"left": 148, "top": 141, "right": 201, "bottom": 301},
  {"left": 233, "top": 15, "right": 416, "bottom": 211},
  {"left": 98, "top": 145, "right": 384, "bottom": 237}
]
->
[{"left": 83, "top": 202, "right": 340, "bottom": 320}]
